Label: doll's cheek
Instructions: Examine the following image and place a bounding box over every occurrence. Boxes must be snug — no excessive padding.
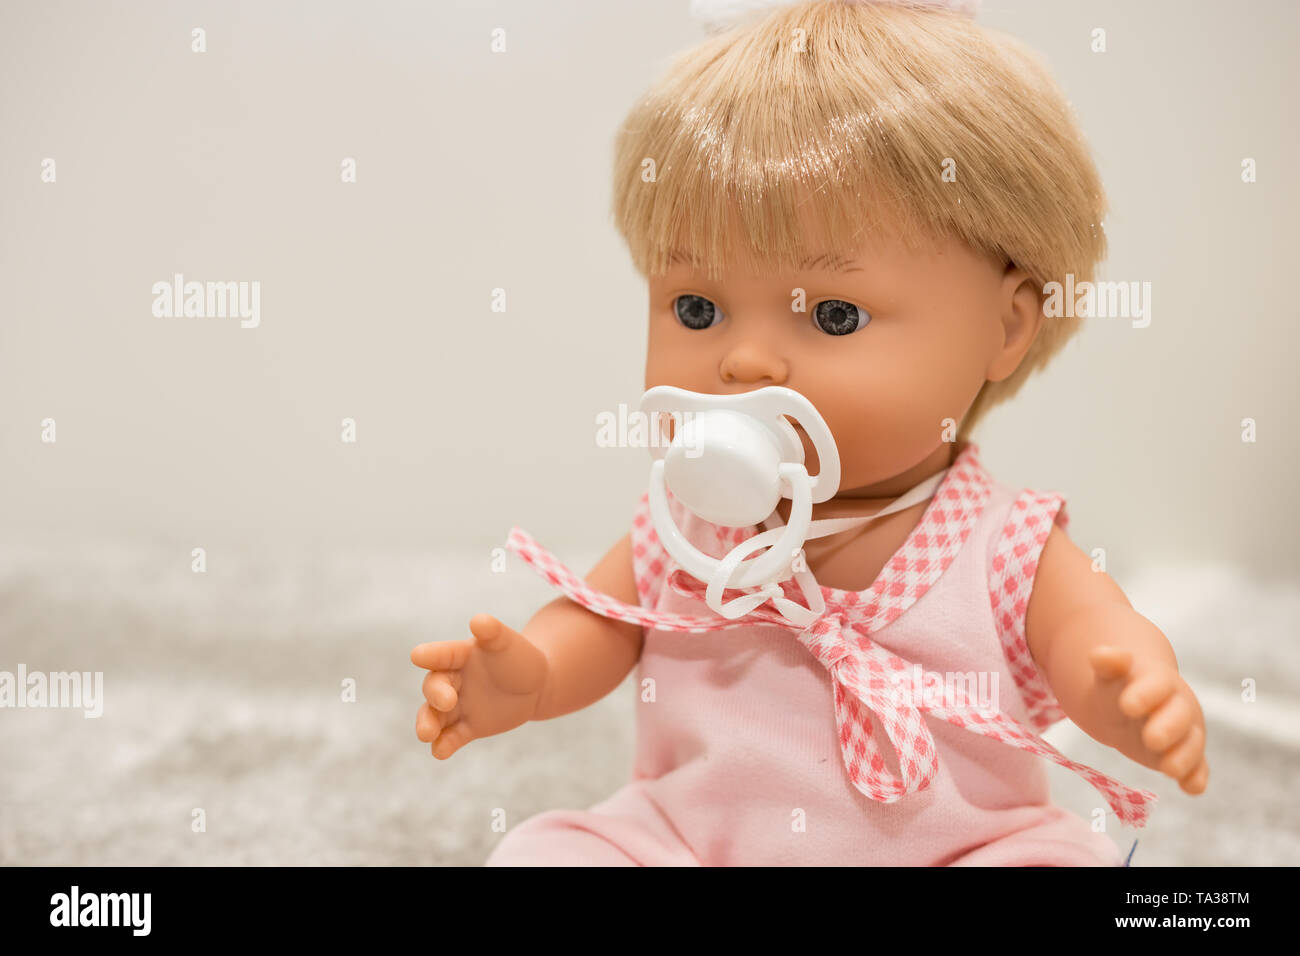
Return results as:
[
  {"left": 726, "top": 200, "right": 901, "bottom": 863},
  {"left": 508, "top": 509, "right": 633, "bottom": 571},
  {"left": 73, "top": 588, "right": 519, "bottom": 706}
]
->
[{"left": 790, "top": 423, "right": 820, "bottom": 474}]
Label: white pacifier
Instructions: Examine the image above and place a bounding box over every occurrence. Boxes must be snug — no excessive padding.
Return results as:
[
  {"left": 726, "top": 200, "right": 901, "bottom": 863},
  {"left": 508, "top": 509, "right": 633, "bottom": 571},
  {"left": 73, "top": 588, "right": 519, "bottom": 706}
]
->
[{"left": 640, "top": 385, "right": 948, "bottom": 627}]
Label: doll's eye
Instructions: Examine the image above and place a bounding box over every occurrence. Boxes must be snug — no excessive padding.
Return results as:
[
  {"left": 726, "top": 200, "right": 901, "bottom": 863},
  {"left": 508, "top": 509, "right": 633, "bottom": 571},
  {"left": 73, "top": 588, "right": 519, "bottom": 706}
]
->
[
  {"left": 813, "top": 299, "right": 870, "bottom": 335},
  {"left": 673, "top": 294, "right": 722, "bottom": 330}
]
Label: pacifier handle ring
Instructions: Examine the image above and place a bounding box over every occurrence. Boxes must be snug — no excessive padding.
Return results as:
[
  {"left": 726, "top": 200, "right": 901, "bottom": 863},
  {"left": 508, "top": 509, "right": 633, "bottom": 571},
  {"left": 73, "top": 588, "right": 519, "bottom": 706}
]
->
[
  {"left": 705, "top": 528, "right": 786, "bottom": 616},
  {"left": 704, "top": 524, "right": 827, "bottom": 624},
  {"left": 647, "top": 460, "right": 814, "bottom": 592}
]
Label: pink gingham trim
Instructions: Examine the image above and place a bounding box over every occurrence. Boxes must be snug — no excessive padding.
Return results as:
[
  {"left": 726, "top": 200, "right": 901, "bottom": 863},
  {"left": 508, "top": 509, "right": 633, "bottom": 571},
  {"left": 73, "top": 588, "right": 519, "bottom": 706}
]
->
[
  {"left": 990, "top": 490, "right": 1071, "bottom": 731},
  {"left": 504, "top": 526, "right": 1157, "bottom": 827}
]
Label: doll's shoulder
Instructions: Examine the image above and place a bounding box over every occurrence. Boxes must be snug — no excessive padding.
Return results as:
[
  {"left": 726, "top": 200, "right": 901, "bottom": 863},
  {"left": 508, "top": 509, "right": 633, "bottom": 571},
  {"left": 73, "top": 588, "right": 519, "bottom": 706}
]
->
[
  {"left": 957, "top": 443, "right": 1070, "bottom": 560},
  {"left": 983, "top": 481, "right": 1071, "bottom": 574}
]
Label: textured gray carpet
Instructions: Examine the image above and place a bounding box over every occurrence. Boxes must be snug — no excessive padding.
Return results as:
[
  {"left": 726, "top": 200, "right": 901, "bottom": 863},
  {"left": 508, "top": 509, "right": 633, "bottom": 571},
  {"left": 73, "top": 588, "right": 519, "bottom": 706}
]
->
[{"left": 1, "top": 538, "right": 1296, "bottom": 866}]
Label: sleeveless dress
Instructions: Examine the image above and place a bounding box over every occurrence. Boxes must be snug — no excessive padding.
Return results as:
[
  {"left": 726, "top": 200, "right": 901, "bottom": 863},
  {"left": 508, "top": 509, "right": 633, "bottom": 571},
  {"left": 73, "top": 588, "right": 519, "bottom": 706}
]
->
[{"left": 487, "top": 442, "right": 1152, "bottom": 866}]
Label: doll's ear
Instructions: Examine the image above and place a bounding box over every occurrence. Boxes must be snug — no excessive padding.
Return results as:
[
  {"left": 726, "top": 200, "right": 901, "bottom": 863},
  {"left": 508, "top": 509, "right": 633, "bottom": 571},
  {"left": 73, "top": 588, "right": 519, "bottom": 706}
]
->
[{"left": 985, "top": 265, "right": 1044, "bottom": 383}]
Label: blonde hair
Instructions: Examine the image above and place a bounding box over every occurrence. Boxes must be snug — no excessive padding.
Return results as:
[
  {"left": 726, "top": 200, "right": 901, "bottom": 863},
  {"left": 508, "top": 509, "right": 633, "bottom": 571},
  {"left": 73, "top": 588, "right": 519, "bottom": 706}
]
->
[{"left": 611, "top": 0, "right": 1107, "bottom": 434}]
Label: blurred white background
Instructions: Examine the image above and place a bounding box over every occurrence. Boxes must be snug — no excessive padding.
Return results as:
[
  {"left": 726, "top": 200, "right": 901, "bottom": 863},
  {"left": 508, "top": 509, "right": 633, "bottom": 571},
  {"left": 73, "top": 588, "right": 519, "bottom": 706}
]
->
[{"left": 0, "top": 0, "right": 1297, "bottom": 866}]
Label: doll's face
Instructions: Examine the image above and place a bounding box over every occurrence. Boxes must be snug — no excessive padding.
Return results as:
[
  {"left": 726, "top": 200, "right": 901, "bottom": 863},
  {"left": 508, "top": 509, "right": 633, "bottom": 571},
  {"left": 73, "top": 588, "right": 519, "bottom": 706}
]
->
[{"left": 644, "top": 220, "right": 1043, "bottom": 497}]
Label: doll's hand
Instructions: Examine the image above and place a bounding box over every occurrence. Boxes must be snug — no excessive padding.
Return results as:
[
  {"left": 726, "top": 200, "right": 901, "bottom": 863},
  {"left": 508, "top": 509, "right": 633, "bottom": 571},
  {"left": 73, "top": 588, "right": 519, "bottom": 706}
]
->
[
  {"left": 410, "top": 614, "right": 549, "bottom": 759},
  {"left": 1088, "top": 646, "right": 1209, "bottom": 795}
]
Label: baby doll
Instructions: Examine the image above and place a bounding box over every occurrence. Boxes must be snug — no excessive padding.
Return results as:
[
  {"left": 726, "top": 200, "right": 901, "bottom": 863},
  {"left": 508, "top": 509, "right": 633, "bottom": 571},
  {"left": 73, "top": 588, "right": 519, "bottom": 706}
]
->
[{"left": 412, "top": 0, "right": 1208, "bottom": 866}]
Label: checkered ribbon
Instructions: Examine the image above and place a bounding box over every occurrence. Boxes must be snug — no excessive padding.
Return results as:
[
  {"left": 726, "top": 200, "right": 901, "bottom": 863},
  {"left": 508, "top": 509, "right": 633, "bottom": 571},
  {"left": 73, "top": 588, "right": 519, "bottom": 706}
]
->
[{"left": 506, "top": 526, "right": 1157, "bottom": 827}]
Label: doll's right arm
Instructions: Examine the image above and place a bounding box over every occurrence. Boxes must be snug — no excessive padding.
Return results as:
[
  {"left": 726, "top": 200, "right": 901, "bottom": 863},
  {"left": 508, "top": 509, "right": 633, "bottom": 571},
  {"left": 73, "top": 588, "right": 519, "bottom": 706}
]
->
[{"left": 411, "top": 534, "right": 643, "bottom": 758}]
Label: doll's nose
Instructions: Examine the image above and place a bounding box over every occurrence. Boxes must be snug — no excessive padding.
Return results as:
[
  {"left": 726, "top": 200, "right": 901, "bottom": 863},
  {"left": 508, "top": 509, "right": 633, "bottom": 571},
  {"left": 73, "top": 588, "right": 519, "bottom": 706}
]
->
[{"left": 719, "top": 342, "right": 789, "bottom": 386}]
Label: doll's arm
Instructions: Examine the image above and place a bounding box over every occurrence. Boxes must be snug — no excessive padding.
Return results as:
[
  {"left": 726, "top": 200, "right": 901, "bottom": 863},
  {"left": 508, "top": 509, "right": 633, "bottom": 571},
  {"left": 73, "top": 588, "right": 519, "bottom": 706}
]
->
[
  {"left": 1024, "top": 527, "right": 1209, "bottom": 795},
  {"left": 524, "top": 532, "right": 645, "bottom": 720}
]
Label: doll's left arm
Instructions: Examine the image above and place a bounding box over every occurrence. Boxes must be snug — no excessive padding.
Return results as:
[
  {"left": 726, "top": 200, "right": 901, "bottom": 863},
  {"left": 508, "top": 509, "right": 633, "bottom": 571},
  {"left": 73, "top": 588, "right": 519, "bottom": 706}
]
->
[{"left": 1025, "top": 526, "right": 1210, "bottom": 795}]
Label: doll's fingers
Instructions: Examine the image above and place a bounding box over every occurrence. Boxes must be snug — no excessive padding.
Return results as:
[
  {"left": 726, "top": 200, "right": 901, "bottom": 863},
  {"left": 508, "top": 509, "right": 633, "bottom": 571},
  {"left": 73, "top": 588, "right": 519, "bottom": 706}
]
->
[
  {"left": 411, "top": 639, "right": 472, "bottom": 671},
  {"left": 1141, "top": 691, "right": 1196, "bottom": 753},
  {"left": 417, "top": 700, "right": 463, "bottom": 742},
  {"left": 1179, "top": 758, "right": 1209, "bottom": 795},
  {"left": 415, "top": 702, "right": 443, "bottom": 742},
  {"left": 469, "top": 613, "right": 522, "bottom": 651},
  {"left": 1117, "top": 670, "right": 1178, "bottom": 720},
  {"left": 432, "top": 720, "right": 475, "bottom": 760},
  {"left": 1157, "top": 722, "right": 1204, "bottom": 781},
  {"left": 1089, "top": 646, "right": 1133, "bottom": 681},
  {"left": 422, "top": 671, "right": 462, "bottom": 711}
]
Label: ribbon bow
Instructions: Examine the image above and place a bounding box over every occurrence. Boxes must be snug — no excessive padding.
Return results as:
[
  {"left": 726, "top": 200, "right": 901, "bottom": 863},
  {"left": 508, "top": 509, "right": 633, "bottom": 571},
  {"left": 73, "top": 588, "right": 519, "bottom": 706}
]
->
[{"left": 505, "top": 527, "right": 1157, "bottom": 827}]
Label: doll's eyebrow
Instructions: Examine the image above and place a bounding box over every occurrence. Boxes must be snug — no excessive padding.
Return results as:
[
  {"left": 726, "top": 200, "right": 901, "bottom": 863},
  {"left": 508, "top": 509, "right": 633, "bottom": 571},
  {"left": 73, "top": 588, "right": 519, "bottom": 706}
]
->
[
  {"left": 800, "top": 252, "right": 862, "bottom": 272},
  {"left": 666, "top": 249, "right": 861, "bottom": 272}
]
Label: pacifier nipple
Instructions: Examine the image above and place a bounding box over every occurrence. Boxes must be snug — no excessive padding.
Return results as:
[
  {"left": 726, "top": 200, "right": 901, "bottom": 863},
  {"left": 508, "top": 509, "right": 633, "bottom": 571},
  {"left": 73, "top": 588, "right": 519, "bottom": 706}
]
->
[{"left": 663, "top": 409, "right": 784, "bottom": 527}]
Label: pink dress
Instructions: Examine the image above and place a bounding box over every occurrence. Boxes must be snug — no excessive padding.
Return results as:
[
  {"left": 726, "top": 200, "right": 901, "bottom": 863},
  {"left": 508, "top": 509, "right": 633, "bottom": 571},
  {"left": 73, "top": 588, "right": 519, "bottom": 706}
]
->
[{"left": 487, "top": 443, "right": 1153, "bottom": 866}]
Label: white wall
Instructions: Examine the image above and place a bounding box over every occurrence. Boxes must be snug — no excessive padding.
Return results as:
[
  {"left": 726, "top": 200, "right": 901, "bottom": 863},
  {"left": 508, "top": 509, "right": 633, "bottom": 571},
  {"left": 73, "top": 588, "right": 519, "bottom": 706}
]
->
[{"left": 1, "top": 0, "right": 1295, "bottom": 582}]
